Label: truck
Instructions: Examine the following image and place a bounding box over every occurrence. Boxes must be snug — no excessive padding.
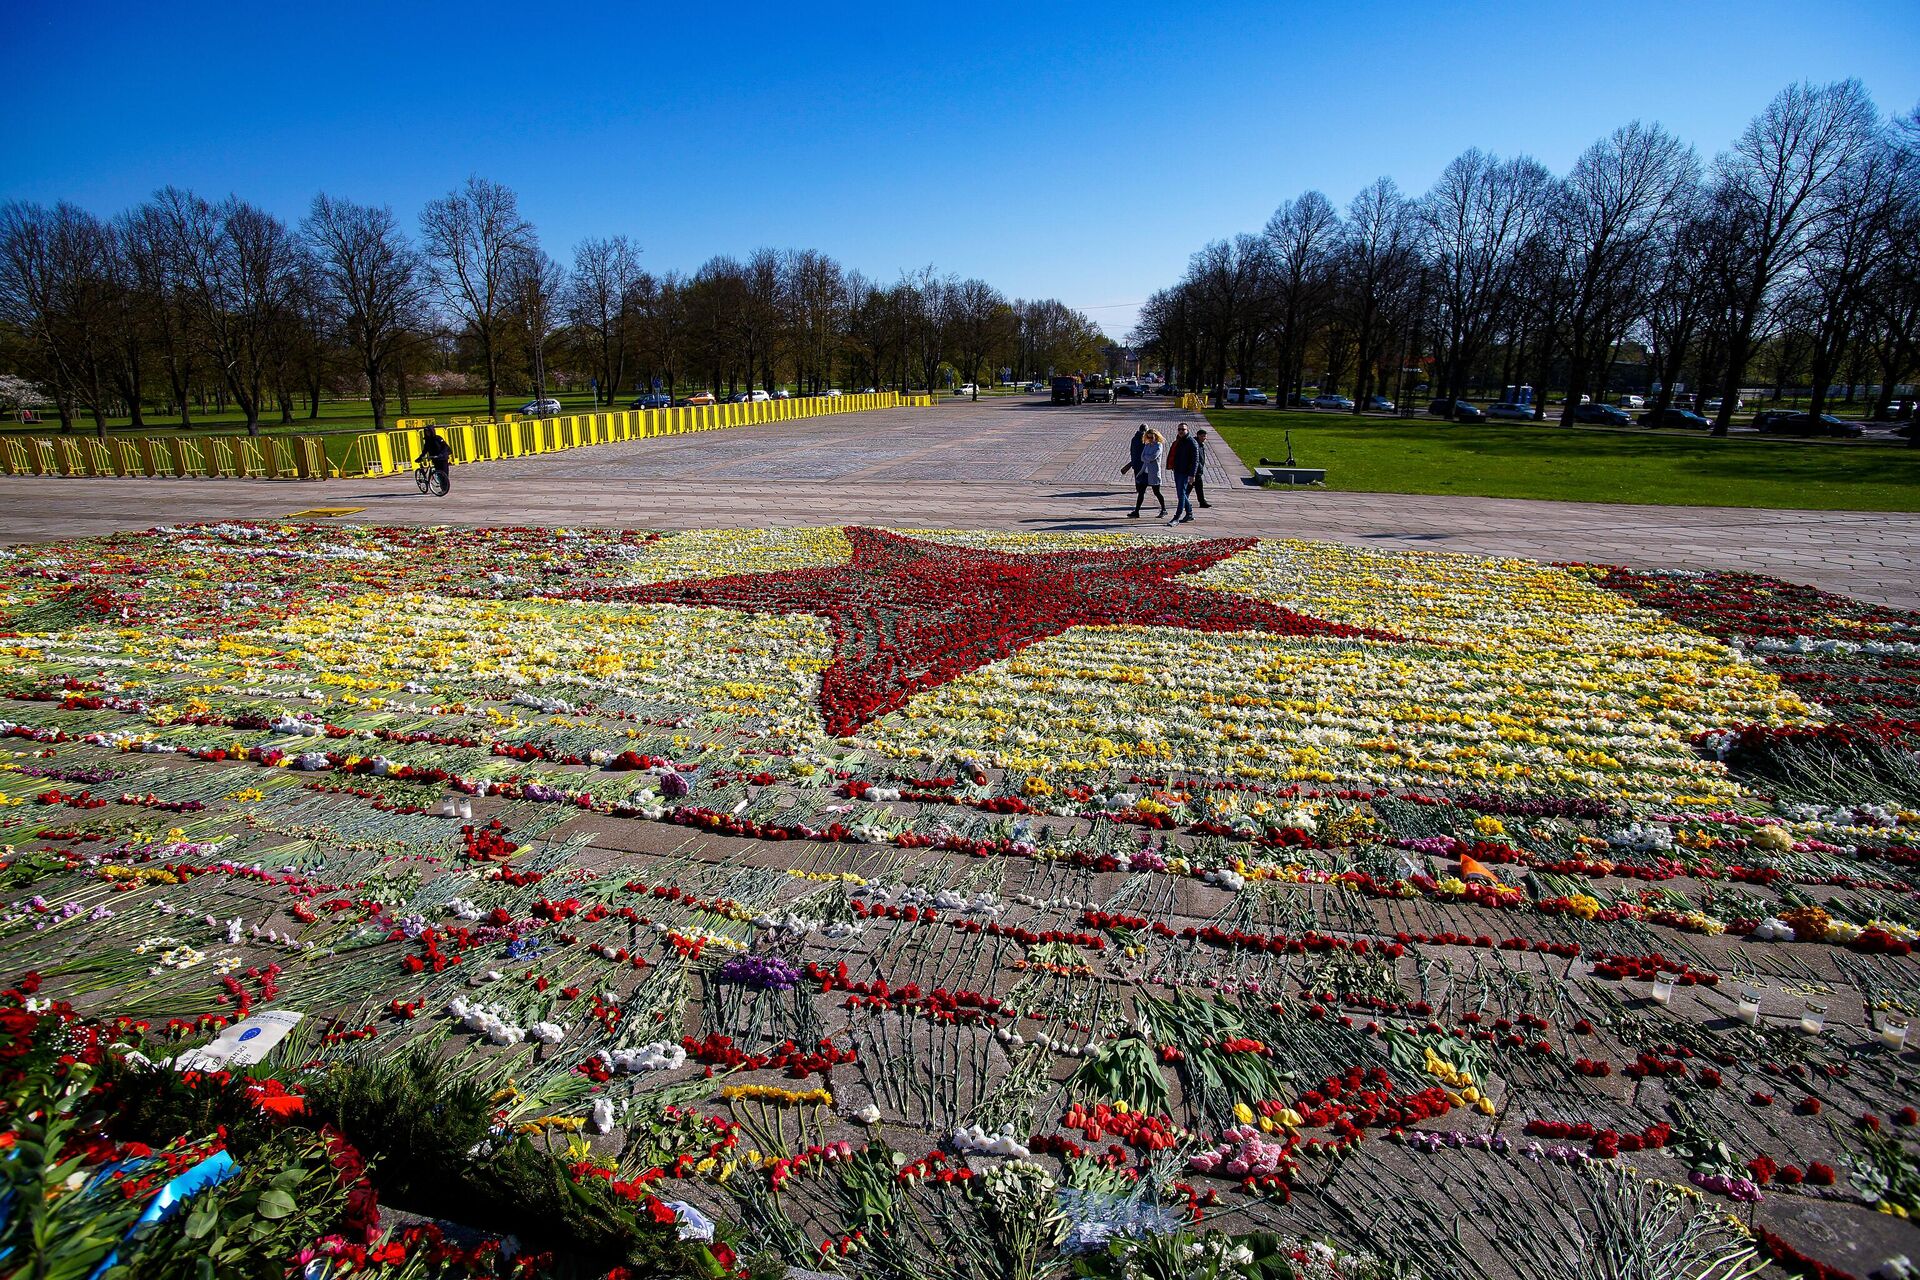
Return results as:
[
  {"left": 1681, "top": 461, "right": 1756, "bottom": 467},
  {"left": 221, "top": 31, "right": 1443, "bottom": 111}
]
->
[
  {"left": 1084, "top": 377, "right": 1115, "bottom": 403},
  {"left": 1050, "top": 376, "right": 1085, "bottom": 405}
]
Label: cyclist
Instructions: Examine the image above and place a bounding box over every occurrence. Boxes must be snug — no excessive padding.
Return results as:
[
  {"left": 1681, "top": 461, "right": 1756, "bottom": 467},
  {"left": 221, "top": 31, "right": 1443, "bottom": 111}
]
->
[{"left": 416, "top": 426, "right": 452, "bottom": 496}]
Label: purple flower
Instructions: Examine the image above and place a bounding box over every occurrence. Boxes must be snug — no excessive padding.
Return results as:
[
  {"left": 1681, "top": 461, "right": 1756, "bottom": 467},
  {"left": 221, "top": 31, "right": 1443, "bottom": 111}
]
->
[
  {"left": 717, "top": 953, "right": 803, "bottom": 990},
  {"left": 659, "top": 771, "right": 691, "bottom": 799}
]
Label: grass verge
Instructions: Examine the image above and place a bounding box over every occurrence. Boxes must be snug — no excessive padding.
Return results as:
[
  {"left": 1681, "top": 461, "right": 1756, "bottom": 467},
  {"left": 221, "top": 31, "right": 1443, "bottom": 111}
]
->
[{"left": 1206, "top": 409, "right": 1920, "bottom": 511}]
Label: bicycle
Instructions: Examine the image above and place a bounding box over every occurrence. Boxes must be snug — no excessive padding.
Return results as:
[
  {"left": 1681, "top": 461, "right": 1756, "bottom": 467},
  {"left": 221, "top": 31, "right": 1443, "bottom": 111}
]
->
[{"left": 414, "top": 460, "right": 448, "bottom": 497}]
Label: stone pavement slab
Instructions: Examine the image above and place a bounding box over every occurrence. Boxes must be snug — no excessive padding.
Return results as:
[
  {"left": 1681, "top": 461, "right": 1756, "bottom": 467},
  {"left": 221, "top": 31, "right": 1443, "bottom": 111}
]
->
[{"left": 0, "top": 395, "right": 1914, "bottom": 608}]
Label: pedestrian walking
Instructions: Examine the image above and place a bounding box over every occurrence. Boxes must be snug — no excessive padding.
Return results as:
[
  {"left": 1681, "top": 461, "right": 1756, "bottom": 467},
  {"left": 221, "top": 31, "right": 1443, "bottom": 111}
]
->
[
  {"left": 1120, "top": 424, "right": 1146, "bottom": 479},
  {"left": 1168, "top": 422, "right": 1198, "bottom": 524},
  {"left": 1191, "top": 427, "right": 1213, "bottom": 509},
  {"left": 1129, "top": 429, "right": 1165, "bottom": 518}
]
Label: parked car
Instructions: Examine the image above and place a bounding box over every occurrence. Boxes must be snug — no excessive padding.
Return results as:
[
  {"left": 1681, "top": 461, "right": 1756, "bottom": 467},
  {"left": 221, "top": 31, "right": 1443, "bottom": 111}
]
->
[
  {"left": 726, "top": 389, "right": 772, "bottom": 403},
  {"left": 953, "top": 382, "right": 978, "bottom": 397},
  {"left": 1427, "top": 398, "right": 1485, "bottom": 421},
  {"left": 1228, "top": 387, "right": 1270, "bottom": 404},
  {"left": 1025, "top": 381, "right": 1046, "bottom": 393},
  {"left": 1751, "top": 409, "right": 1795, "bottom": 430},
  {"left": 1705, "top": 396, "right": 1744, "bottom": 413},
  {"left": 1311, "top": 394, "right": 1355, "bottom": 410},
  {"left": 815, "top": 388, "right": 844, "bottom": 398},
  {"left": 629, "top": 393, "right": 672, "bottom": 410},
  {"left": 1616, "top": 395, "right": 1646, "bottom": 410},
  {"left": 1485, "top": 402, "right": 1536, "bottom": 420},
  {"left": 1572, "top": 403, "right": 1633, "bottom": 426},
  {"left": 677, "top": 391, "right": 717, "bottom": 406},
  {"left": 1084, "top": 378, "right": 1115, "bottom": 403},
  {"left": 1365, "top": 395, "right": 1395, "bottom": 411},
  {"left": 1638, "top": 406, "right": 1709, "bottom": 428},
  {"left": 518, "top": 397, "right": 562, "bottom": 415},
  {"left": 771, "top": 389, "right": 792, "bottom": 399},
  {"left": 1116, "top": 381, "right": 1146, "bottom": 397},
  {"left": 1757, "top": 412, "right": 1864, "bottom": 438}
]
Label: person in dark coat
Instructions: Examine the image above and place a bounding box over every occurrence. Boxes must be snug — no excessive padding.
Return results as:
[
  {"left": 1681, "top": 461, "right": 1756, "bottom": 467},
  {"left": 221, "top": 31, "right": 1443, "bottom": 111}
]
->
[
  {"left": 1167, "top": 423, "right": 1199, "bottom": 524},
  {"left": 1120, "top": 425, "right": 1146, "bottom": 478},
  {"left": 1191, "top": 427, "right": 1213, "bottom": 509}
]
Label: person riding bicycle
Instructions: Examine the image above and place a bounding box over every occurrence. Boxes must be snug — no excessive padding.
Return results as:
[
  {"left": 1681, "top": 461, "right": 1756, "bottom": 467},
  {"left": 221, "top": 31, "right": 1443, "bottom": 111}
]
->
[{"left": 416, "top": 426, "right": 452, "bottom": 496}]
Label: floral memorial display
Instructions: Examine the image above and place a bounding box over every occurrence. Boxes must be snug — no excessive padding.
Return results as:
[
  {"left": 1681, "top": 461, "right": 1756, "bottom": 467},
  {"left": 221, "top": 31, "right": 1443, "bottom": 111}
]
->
[{"left": 1, "top": 521, "right": 1916, "bottom": 1280}]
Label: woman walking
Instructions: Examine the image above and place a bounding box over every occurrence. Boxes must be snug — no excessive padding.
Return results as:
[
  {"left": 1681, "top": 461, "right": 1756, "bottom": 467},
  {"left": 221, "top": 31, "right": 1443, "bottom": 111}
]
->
[{"left": 1128, "top": 428, "right": 1165, "bottom": 518}]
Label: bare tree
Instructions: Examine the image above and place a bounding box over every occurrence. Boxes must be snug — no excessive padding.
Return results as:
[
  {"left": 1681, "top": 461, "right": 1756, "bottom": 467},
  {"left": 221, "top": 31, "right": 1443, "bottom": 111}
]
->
[
  {"left": 945, "top": 277, "right": 1010, "bottom": 394},
  {"left": 1421, "top": 149, "right": 1552, "bottom": 414},
  {"left": 1338, "top": 178, "right": 1418, "bottom": 413},
  {"left": 419, "top": 177, "right": 533, "bottom": 417},
  {"left": 1553, "top": 122, "right": 1698, "bottom": 425},
  {"left": 782, "top": 249, "right": 848, "bottom": 393},
  {"left": 742, "top": 248, "right": 785, "bottom": 392},
  {"left": 1262, "top": 191, "right": 1341, "bottom": 406},
  {"left": 121, "top": 190, "right": 202, "bottom": 427},
  {"left": 1706, "top": 80, "right": 1880, "bottom": 433},
  {"left": 304, "top": 194, "right": 425, "bottom": 431},
  {"left": 565, "top": 235, "right": 641, "bottom": 406},
  {"left": 1795, "top": 126, "right": 1911, "bottom": 416},
  {"left": 155, "top": 192, "right": 304, "bottom": 435},
  {"left": 506, "top": 246, "right": 564, "bottom": 402},
  {"left": 1188, "top": 234, "right": 1271, "bottom": 406},
  {"left": 0, "top": 201, "right": 121, "bottom": 434}
]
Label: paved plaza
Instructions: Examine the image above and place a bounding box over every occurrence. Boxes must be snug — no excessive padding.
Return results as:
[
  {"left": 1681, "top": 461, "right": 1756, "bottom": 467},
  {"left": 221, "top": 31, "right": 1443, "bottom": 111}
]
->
[{"left": 1, "top": 395, "right": 1915, "bottom": 606}]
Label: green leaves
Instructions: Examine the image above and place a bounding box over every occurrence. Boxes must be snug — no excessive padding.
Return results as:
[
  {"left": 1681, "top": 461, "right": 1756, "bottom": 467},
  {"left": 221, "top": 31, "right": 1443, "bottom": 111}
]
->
[
  {"left": 251, "top": 1187, "right": 296, "bottom": 1220},
  {"left": 1065, "top": 1036, "right": 1170, "bottom": 1113}
]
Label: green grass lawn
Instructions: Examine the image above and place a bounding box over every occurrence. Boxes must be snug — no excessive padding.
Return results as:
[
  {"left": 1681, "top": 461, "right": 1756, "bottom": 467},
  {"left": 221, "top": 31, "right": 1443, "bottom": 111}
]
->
[
  {"left": 1207, "top": 410, "right": 1920, "bottom": 511},
  {"left": 0, "top": 392, "right": 613, "bottom": 440}
]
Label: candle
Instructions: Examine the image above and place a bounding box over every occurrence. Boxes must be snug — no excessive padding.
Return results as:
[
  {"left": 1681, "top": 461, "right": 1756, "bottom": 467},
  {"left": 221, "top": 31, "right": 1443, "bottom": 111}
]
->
[
  {"left": 1650, "top": 978, "right": 1675, "bottom": 1006},
  {"left": 1881, "top": 1014, "right": 1910, "bottom": 1051},
  {"left": 1800, "top": 999, "right": 1826, "bottom": 1035},
  {"left": 456, "top": 796, "right": 473, "bottom": 820},
  {"left": 1737, "top": 987, "right": 1763, "bottom": 1025}
]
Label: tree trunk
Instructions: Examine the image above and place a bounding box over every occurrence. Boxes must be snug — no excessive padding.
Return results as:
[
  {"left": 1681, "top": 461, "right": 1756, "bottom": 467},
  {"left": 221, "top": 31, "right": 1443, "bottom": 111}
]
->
[
  {"left": 1807, "top": 350, "right": 1835, "bottom": 418},
  {"left": 368, "top": 358, "right": 387, "bottom": 432},
  {"left": 483, "top": 335, "right": 499, "bottom": 418},
  {"left": 170, "top": 366, "right": 192, "bottom": 429}
]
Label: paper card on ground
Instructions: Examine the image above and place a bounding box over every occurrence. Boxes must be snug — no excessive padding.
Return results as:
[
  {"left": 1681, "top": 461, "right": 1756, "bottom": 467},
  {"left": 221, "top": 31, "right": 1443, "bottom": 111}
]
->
[{"left": 173, "top": 1010, "right": 302, "bottom": 1070}]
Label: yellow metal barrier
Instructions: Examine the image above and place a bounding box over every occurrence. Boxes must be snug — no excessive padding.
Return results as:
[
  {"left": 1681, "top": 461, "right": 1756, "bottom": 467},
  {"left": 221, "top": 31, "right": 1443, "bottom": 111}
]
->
[{"left": 0, "top": 392, "right": 928, "bottom": 481}]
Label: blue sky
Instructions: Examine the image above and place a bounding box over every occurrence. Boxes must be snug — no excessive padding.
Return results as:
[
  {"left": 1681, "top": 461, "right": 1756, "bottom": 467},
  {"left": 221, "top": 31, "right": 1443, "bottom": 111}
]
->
[{"left": 5, "top": 0, "right": 1916, "bottom": 337}]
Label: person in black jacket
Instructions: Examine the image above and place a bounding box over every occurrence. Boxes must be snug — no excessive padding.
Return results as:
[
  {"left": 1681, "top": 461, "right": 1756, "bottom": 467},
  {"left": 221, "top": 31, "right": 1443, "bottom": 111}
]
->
[
  {"left": 1120, "top": 425, "right": 1146, "bottom": 478},
  {"left": 1167, "top": 423, "right": 1199, "bottom": 524},
  {"left": 416, "top": 426, "right": 452, "bottom": 496},
  {"left": 1191, "top": 428, "right": 1213, "bottom": 509}
]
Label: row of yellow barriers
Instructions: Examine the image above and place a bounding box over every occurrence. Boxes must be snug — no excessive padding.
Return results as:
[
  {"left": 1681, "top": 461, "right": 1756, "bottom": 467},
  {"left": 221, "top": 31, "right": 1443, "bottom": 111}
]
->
[
  {"left": 0, "top": 432, "right": 327, "bottom": 480},
  {"left": 341, "top": 392, "right": 929, "bottom": 478},
  {"left": 0, "top": 392, "right": 933, "bottom": 481}
]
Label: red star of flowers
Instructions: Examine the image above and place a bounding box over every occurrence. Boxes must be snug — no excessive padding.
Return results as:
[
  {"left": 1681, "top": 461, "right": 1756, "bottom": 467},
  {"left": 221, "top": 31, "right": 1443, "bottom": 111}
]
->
[{"left": 549, "top": 527, "right": 1402, "bottom": 736}]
